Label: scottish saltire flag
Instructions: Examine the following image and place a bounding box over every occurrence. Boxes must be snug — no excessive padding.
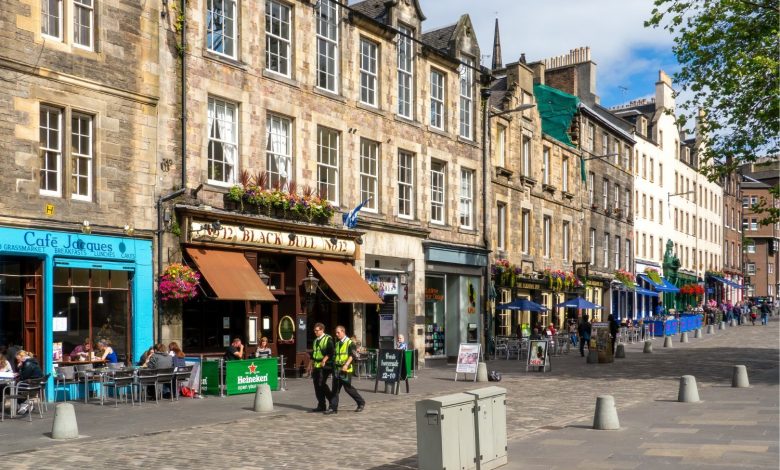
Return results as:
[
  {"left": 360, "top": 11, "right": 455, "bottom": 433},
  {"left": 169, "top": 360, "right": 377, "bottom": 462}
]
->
[{"left": 342, "top": 198, "right": 371, "bottom": 229}]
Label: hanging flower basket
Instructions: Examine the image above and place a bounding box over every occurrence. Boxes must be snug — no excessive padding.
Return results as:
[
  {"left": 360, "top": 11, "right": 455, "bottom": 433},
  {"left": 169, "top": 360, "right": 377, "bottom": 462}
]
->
[
  {"left": 159, "top": 263, "right": 201, "bottom": 302},
  {"left": 615, "top": 269, "right": 636, "bottom": 288}
]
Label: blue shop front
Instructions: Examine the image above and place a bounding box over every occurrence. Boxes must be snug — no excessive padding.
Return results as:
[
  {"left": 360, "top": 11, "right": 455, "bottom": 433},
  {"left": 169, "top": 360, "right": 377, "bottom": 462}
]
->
[{"left": 0, "top": 226, "right": 153, "bottom": 399}]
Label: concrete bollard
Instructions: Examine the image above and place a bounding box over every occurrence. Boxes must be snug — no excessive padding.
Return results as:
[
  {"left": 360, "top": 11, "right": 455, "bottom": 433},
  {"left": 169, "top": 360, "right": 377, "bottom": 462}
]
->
[
  {"left": 680, "top": 332, "right": 689, "bottom": 343},
  {"left": 732, "top": 365, "right": 750, "bottom": 388},
  {"left": 719, "top": 322, "right": 725, "bottom": 330},
  {"left": 51, "top": 403, "right": 79, "bottom": 439},
  {"left": 663, "top": 336, "right": 673, "bottom": 348},
  {"left": 677, "top": 375, "right": 700, "bottom": 403},
  {"left": 476, "top": 362, "right": 488, "bottom": 382},
  {"left": 253, "top": 384, "right": 274, "bottom": 412},
  {"left": 706, "top": 324, "right": 714, "bottom": 334},
  {"left": 592, "top": 395, "right": 620, "bottom": 430},
  {"left": 643, "top": 340, "right": 653, "bottom": 353},
  {"left": 587, "top": 350, "right": 599, "bottom": 363},
  {"left": 615, "top": 344, "right": 625, "bottom": 358},
  {"left": 694, "top": 328, "right": 702, "bottom": 339},
  {"left": 729, "top": 319, "right": 736, "bottom": 327}
]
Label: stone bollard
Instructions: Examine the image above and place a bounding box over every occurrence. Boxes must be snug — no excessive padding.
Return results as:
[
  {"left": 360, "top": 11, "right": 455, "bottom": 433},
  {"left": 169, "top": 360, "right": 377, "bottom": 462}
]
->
[
  {"left": 643, "top": 340, "right": 653, "bottom": 353},
  {"left": 677, "top": 375, "right": 700, "bottom": 403},
  {"left": 729, "top": 319, "right": 736, "bottom": 327},
  {"left": 587, "top": 350, "right": 599, "bottom": 363},
  {"left": 719, "top": 322, "right": 725, "bottom": 330},
  {"left": 51, "top": 403, "right": 79, "bottom": 439},
  {"left": 615, "top": 344, "right": 625, "bottom": 358},
  {"left": 476, "top": 362, "right": 488, "bottom": 382},
  {"left": 694, "top": 328, "right": 702, "bottom": 339},
  {"left": 663, "top": 336, "right": 673, "bottom": 348},
  {"left": 706, "top": 324, "right": 714, "bottom": 334},
  {"left": 732, "top": 365, "right": 750, "bottom": 388},
  {"left": 592, "top": 395, "right": 620, "bottom": 430},
  {"left": 253, "top": 384, "right": 274, "bottom": 412},
  {"left": 680, "top": 332, "right": 689, "bottom": 343}
]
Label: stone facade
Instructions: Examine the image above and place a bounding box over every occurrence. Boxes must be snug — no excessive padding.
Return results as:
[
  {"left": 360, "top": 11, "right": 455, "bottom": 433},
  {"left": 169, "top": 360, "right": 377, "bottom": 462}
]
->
[
  {"left": 741, "top": 158, "right": 780, "bottom": 300},
  {"left": 721, "top": 159, "right": 743, "bottom": 302}
]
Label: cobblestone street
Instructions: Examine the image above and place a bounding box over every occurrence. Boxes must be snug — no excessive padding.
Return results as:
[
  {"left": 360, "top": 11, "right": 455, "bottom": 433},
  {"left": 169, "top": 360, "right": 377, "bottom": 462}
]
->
[{"left": 2, "top": 320, "right": 777, "bottom": 469}]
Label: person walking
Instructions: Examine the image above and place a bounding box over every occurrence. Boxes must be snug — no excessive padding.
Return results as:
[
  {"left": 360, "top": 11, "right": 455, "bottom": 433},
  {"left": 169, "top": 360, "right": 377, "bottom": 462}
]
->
[
  {"left": 608, "top": 314, "right": 619, "bottom": 355},
  {"left": 310, "top": 323, "right": 334, "bottom": 413},
  {"left": 578, "top": 315, "right": 591, "bottom": 357},
  {"left": 760, "top": 301, "right": 770, "bottom": 325},
  {"left": 326, "top": 325, "right": 365, "bottom": 415}
]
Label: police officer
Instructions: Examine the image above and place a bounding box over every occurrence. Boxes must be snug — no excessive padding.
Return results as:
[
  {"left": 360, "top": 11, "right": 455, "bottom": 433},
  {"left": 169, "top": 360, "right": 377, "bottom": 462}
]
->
[
  {"left": 326, "top": 325, "right": 365, "bottom": 415},
  {"left": 310, "top": 322, "right": 334, "bottom": 412}
]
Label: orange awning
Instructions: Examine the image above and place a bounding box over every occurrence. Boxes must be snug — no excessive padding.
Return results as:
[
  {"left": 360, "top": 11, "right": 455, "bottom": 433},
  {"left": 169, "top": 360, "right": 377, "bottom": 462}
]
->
[
  {"left": 186, "top": 247, "right": 276, "bottom": 302},
  {"left": 308, "top": 259, "right": 383, "bottom": 304}
]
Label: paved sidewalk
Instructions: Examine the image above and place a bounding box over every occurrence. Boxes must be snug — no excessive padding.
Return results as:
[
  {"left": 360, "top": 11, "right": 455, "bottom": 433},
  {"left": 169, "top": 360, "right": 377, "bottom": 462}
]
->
[{"left": 1, "top": 319, "right": 777, "bottom": 469}]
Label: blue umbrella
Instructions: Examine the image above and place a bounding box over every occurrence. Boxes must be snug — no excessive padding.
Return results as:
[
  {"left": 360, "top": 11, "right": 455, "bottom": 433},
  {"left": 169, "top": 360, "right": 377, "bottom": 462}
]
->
[
  {"left": 496, "top": 298, "right": 548, "bottom": 312},
  {"left": 554, "top": 296, "right": 603, "bottom": 310}
]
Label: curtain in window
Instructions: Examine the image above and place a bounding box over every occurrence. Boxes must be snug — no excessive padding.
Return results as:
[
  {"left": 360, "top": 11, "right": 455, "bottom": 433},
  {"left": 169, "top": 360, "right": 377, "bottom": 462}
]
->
[{"left": 215, "top": 104, "right": 235, "bottom": 166}]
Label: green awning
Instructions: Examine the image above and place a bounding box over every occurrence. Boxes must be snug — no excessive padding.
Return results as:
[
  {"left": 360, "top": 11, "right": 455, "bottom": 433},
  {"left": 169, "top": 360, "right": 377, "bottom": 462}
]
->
[{"left": 533, "top": 83, "right": 580, "bottom": 148}]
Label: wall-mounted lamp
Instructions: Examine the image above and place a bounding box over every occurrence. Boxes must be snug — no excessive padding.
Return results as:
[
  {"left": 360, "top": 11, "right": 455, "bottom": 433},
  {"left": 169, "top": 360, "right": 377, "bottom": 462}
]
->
[
  {"left": 238, "top": 225, "right": 245, "bottom": 232},
  {"left": 288, "top": 232, "right": 297, "bottom": 242},
  {"left": 163, "top": 207, "right": 172, "bottom": 225},
  {"left": 123, "top": 225, "right": 135, "bottom": 236},
  {"left": 302, "top": 268, "right": 320, "bottom": 296},
  {"left": 81, "top": 220, "right": 91, "bottom": 234},
  {"left": 191, "top": 220, "right": 222, "bottom": 233},
  {"left": 329, "top": 236, "right": 338, "bottom": 245},
  {"left": 399, "top": 273, "right": 408, "bottom": 286},
  {"left": 257, "top": 263, "right": 270, "bottom": 286},
  {"left": 355, "top": 235, "right": 363, "bottom": 245}
]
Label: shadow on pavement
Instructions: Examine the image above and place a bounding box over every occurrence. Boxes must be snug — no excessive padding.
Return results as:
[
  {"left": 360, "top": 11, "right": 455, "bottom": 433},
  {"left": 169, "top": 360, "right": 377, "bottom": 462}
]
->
[{"left": 367, "top": 455, "right": 418, "bottom": 470}]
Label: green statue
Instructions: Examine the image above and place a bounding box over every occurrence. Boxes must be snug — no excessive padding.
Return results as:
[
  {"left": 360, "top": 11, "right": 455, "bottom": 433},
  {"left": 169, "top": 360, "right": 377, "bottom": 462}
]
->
[{"left": 662, "top": 240, "right": 681, "bottom": 286}]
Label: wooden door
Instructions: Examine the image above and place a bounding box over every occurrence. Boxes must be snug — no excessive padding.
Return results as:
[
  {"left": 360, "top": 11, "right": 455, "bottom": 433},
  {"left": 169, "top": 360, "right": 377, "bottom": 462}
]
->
[{"left": 23, "top": 260, "right": 42, "bottom": 361}]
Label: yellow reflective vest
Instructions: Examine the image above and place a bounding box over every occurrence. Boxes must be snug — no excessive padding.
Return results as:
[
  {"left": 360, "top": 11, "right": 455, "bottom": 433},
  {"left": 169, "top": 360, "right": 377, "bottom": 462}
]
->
[
  {"left": 334, "top": 338, "right": 353, "bottom": 374},
  {"left": 312, "top": 334, "right": 332, "bottom": 369}
]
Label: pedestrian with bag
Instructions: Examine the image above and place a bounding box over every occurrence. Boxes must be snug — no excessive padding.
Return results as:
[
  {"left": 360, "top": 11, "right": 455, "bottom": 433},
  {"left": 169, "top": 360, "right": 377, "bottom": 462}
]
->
[
  {"left": 326, "top": 325, "right": 365, "bottom": 415},
  {"left": 578, "top": 315, "right": 591, "bottom": 357},
  {"left": 309, "top": 323, "right": 334, "bottom": 413}
]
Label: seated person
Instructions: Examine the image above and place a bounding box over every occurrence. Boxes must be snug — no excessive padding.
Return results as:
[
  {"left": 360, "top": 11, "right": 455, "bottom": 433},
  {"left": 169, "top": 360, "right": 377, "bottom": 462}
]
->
[
  {"left": 530, "top": 328, "right": 544, "bottom": 340},
  {"left": 96, "top": 339, "right": 118, "bottom": 363},
  {"left": 0, "top": 354, "right": 12, "bottom": 374},
  {"left": 169, "top": 343, "right": 187, "bottom": 368},
  {"left": 224, "top": 337, "right": 244, "bottom": 361},
  {"left": 146, "top": 343, "right": 174, "bottom": 369},
  {"left": 14, "top": 350, "right": 44, "bottom": 416},
  {"left": 396, "top": 334, "right": 408, "bottom": 350},
  {"left": 545, "top": 323, "right": 557, "bottom": 337},
  {"left": 69, "top": 338, "right": 93, "bottom": 361},
  {"left": 138, "top": 346, "right": 154, "bottom": 367},
  {"left": 254, "top": 337, "right": 272, "bottom": 358}
]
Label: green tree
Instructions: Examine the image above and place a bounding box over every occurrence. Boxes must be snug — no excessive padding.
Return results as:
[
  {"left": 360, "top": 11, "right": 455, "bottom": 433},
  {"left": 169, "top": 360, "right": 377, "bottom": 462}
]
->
[{"left": 646, "top": 0, "right": 779, "bottom": 219}]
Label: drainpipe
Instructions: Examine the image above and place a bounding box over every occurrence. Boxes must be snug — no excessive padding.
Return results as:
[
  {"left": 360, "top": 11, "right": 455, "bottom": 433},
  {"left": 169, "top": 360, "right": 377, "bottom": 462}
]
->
[
  {"left": 156, "top": 189, "right": 185, "bottom": 344},
  {"left": 480, "top": 70, "right": 493, "bottom": 356}
]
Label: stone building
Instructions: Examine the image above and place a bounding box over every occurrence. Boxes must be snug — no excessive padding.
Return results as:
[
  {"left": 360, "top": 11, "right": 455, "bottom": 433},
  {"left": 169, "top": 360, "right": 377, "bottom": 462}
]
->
[
  {"left": 154, "top": 0, "right": 486, "bottom": 369},
  {"left": 0, "top": 0, "right": 160, "bottom": 389},
  {"left": 721, "top": 159, "right": 744, "bottom": 303},
  {"left": 741, "top": 158, "right": 780, "bottom": 301}
]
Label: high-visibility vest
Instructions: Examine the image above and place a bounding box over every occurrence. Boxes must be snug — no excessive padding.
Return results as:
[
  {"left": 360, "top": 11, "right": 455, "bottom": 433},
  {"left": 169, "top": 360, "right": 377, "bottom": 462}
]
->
[
  {"left": 312, "top": 334, "right": 331, "bottom": 368},
  {"left": 334, "top": 338, "right": 353, "bottom": 374}
]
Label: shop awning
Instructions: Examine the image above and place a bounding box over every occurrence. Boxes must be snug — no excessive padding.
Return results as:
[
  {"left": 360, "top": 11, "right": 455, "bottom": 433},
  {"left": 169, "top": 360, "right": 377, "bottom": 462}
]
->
[
  {"left": 661, "top": 278, "right": 680, "bottom": 293},
  {"left": 635, "top": 287, "right": 659, "bottom": 298},
  {"left": 638, "top": 274, "right": 678, "bottom": 293},
  {"left": 711, "top": 276, "right": 743, "bottom": 289},
  {"left": 308, "top": 259, "right": 383, "bottom": 304},
  {"left": 186, "top": 247, "right": 276, "bottom": 301}
]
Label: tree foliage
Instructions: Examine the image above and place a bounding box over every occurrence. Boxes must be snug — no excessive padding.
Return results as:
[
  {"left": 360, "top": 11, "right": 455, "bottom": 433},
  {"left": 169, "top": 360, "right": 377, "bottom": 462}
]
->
[{"left": 646, "top": 0, "right": 779, "bottom": 183}]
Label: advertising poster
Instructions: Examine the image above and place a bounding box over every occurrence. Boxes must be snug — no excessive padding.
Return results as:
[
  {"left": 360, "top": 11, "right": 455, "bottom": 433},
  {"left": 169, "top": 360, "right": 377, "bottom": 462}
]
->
[
  {"left": 527, "top": 340, "right": 548, "bottom": 368},
  {"left": 455, "top": 343, "right": 481, "bottom": 374},
  {"left": 591, "top": 322, "right": 613, "bottom": 363}
]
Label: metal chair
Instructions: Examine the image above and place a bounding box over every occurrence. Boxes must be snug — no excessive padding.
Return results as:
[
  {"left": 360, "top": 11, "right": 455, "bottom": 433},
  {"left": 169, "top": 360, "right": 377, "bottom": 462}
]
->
[
  {"left": 171, "top": 365, "right": 193, "bottom": 400},
  {"left": 2, "top": 376, "right": 47, "bottom": 422},
  {"left": 75, "top": 363, "right": 95, "bottom": 403},
  {"left": 154, "top": 368, "right": 176, "bottom": 402},
  {"left": 101, "top": 370, "right": 136, "bottom": 407},
  {"left": 54, "top": 366, "right": 79, "bottom": 402},
  {"left": 136, "top": 368, "right": 159, "bottom": 404}
]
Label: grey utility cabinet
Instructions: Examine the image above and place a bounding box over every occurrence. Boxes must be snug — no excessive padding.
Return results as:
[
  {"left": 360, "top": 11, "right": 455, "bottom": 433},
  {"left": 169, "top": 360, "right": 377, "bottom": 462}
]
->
[
  {"left": 415, "top": 392, "right": 477, "bottom": 470},
  {"left": 466, "top": 386, "right": 508, "bottom": 470}
]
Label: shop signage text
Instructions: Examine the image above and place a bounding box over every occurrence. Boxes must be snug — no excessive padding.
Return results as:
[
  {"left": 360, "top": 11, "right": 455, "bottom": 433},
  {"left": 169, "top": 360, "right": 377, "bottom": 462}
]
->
[
  {"left": 191, "top": 222, "right": 356, "bottom": 257},
  {"left": 2, "top": 231, "right": 135, "bottom": 259}
]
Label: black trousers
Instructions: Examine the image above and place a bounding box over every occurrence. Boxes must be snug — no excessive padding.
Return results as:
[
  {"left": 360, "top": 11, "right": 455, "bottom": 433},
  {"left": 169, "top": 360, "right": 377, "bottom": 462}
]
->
[
  {"left": 312, "top": 367, "right": 332, "bottom": 409},
  {"left": 331, "top": 372, "right": 364, "bottom": 411}
]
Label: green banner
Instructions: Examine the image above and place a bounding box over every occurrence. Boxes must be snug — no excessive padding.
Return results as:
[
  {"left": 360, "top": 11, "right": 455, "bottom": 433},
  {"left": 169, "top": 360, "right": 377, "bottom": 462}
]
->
[
  {"left": 201, "top": 361, "right": 221, "bottom": 395},
  {"left": 200, "top": 358, "right": 280, "bottom": 395}
]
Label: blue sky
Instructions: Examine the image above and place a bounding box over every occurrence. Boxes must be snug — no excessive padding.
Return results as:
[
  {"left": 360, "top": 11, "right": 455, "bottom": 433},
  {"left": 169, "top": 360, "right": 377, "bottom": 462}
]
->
[{"left": 418, "top": 0, "right": 682, "bottom": 108}]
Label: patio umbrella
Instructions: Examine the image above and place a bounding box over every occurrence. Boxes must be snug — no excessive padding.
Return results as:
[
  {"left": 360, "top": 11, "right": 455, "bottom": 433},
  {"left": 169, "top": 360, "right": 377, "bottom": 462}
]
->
[
  {"left": 496, "top": 298, "right": 548, "bottom": 311},
  {"left": 554, "top": 296, "right": 603, "bottom": 310}
]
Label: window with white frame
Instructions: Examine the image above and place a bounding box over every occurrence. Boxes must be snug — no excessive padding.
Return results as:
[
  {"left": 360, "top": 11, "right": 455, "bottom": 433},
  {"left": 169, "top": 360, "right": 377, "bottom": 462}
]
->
[
  {"left": 398, "top": 150, "right": 414, "bottom": 218},
  {"left": 543, "top": 216, "right": 551, "bottom": 258},
  {"left": 459, "top": 58, "right": 474, "bottom": 139},
  {"left": 542, "top": 146, "right": 550, "bottom": 184},
  {"left": 562, "top": 156, "right": 569, "bottom": 192},
  {"left": 625, "top": 239, "right": 631, "bottom": 270},
  {"left": 642, "top": 233, "right": 646, "bottom": 258},
  {"left": 658, "top": 200, "right": 663, "bottom": 223},
  {"left": 746, "top": 241, "right": 755, "bottom": 253},
  {"left": 459, "top": 168, "right": 474, "bottom": 228},
  {"left": 266, "top": 0, "right": 292, "bottom": 76},
  {"left": 266, "top": 114, "right": 291, "bottom": 189},
  {"left": 612, "top": 140, "right": 620, "bottom": 165},
  {"left": 587, "top": 123, "right": 595, "bottom": 152},
  {"left": 206, "top": 0, "right": 237, "bottom": 58},
  {"left": 659, "top": 163, "right": 663, "bottom": 186},
  {"left": 589, "top": 228, "right": 596, "bottom": 264},
  {"left": 601, "top": 133, "right": 608, "bottom": 155},
  {"left": 751, "top": 218, "right": 758, "bottom": 230},
  {"left": 642, "top": 154, "right": 647, "bottom": 179},
  {"left": 742, "top": 197, "right": 749, "bottom": 208},
  {"left": 769, "top": 263, "right": 774, "bottom": 274},
  {"left": 430, "top": 70, "right": 445, "bottom": 130},
  {"left": 430, "top": 160, "right": 445, "bottom": 224},
  {"left": 649, "top": 158, "right": 655, "bottom": 182},
  {"left": 42, "top": 0, "right": 62, "bottom": 39},
  {"left": 71, "top": 112, "right": 93, "bottom": 200},
  {"left": 603, "top": 232, "right": 610, "bottom": 268},
  {"left": 622, "top": 146, "right": 630, "bottom": 170},
  {"left": 316, "top": 126, "right": 339, "bottom": 204},
  {"left": 39, "top": 106, "right": 62, "bottom": 196},
  {"left": 624, "top": 188, "right": 630, "bottom": 216},
  {"left": 359, "top": 138, "right": 379, "bottom": 212},
  {"left": 522, "top": 210, "right": 531, "bottom": 254},
  {"left": 649, "top": 196, "right": 654, "bottom": 221},
  {"left": 602, "top": 178, "right": 609, "bottom": 210},
  {"left": 315, "top": 0, "right": 339, "bottom": 92},
  {"left": 397, "top": 24, "right": 414, "bottom": 118},
  {"left": 497, "top": 203, "right": 506, "bottom": 251},
  {"left": 588, "top": 172, "right": 594, "bottom": 204},
  {"left": 358, "top": 38, "right": 378, "bottom": 106},
  {"left": 73, "top": 0, "right": 94, "bottom": 49},
  {"left": 522, "top": 136, "right": 531, "bottom": 176},
  {"left": 614, "top": 236, "right": 621, "bottom": 270},
  {"left": 497, "top": 125, "right": 506, "bottom": 167},
  {"left": 614, "top": 184, "right": 620, "bottom": 210},
  {"left": 207, "top": 97, "right": 237, "bottom": 185},
  {"left": 562, "top": 221, "right": 570, "bottom": 261},
  {"left": 746, "top": 263, "right": 756, "bottom": 275}
]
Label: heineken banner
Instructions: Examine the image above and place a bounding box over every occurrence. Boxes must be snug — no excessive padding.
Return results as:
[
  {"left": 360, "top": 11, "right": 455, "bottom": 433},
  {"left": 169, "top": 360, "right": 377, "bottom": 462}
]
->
[{"left": 201, "top": 358, "right": 280, "bottom": 395}]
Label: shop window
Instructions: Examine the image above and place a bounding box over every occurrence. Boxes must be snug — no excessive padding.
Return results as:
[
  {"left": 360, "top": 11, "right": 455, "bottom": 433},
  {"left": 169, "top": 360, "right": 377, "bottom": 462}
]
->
[{"left": 424, "top": 276, "right": 446, "bottom": 357}]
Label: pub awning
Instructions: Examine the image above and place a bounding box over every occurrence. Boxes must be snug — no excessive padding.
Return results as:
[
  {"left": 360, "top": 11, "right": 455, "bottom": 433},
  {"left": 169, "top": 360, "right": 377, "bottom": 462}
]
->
[
  {"left": 635, "top": 287, "right": 659, "bottom": 298},
  {"left": 638, "top": 274, "right": 678, "bottom": 293},
  {"left": 711, "top": 276, "right": 743, "bottom": 289},
  {"left": 308, "top": 259, "right": 383, "bottom": 304},
  {"left": 186, "top": 247, "right": 276, "bottom": 301}
]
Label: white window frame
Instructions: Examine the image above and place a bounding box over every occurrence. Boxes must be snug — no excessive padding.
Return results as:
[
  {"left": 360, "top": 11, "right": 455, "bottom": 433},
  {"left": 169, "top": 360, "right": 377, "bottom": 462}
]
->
[
  {"left": 70, "top": 112, "right": 93, "bottom": 200},
  {"left": 589, "top": 228, "right": 596, "bottom": 264},
  {"left": 601, "top": 133, "right": 608, "bottom": 155},
  {"left": 359, "top": 38, "right": 378, "bottom": 107},
  {"left": 497, "top": 203, "right": 507, "bottom": 251},
  {"left": 562, "top": 156, "right": 569, "bottom": 192},
  {"left": 543, "top": 215, "right": 551, "bottom": 258},
  {"left": 266, "top": 114, "right": 292, "bottom": 189},
  {"left": 397, "top": 150, "right": 414, "bottom": 219},
  {"left": 315, "top": 0, "right": 339, "bottom": 93},
  {"left": 602, "top": 179, "right": 609, "bottom": 211},
  {"left": 542, "top": 146, "right": 550, "bottom": 185},
  {"left": 73, "top": 0, "right": 94, "bottom": 50},
  {"left": 39, "top": 106, "right": 63, "bottom": 197},
  {"left": 746, "top": 263, "right": 756, "bottom": 275},
  {"left": 522, "top": 210, "right": 531, "bottom": 254},
  {"left": 751, "top": 218, "right": 758, "bottom": 230},
  {"left": 206, "top": 0, "right": 237, "bottom": 58},
  {"left": 497, "top": 125, "right": 507, "bottom": 167},
  {"left": 359, "top": 138, "right": 378, "bottom": 212},
  {"left": 614, "top": 235, "right": 621, "bottom": 270},
  {"left": 522, "top": 136, "right": 531, "bottom": 177},
  {"left": 42, "top": 0, "right": 63, "bottom": 41},
  {"left": 316, "top": 126, "right": 340, "bottom": 204},
  {"left": 430, "top": 160, "right": 445, "bottom": 224},
  {"left": 265, "top": 0, "right": 292, "bottom": 77},
  {"left": 603, "top": 232, "right": 610, "bottom": 269},
  {"left": 397, "top": 24, "right": 414, "bottom": 118},
  {"left": 562, "top": 221, "right": 570, "bottom": 261},
  {"left": 587, "top": 123, "right": 595, "bottom": 152},
  {"left": 746, "top": 241, "right": 755, "bottom": 253},
  {"left": 459, "top": 58, "right": 474, "bottom": 139},
  {"left": 207, "top": 97, "right": 238, "bottom": 186},
  {"left": 614, "top": 184, "right": 621, "bottom": 211},
  {"left": 625, "top": 239, "right": 631, "bottom": 270},
  {"left": 459, "top": 168, "right": 474, "bottom": 228},
  {"left": 588, "top": 172, "right": 594, "bottom": 205},
  {"left": 430, "top": 69, "right": 445, "bottom": 130}
]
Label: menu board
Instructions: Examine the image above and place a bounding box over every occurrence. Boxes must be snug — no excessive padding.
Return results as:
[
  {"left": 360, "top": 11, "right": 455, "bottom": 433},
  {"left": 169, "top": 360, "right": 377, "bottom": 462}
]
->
[
  {"left": 455, "top": 343, "right": 481, "bottom": 374},
  {"left": 591, "top": 322, "right": 613, "bottom": 363},
  {"left": 526, "top": 339, "right": 550, "bottom": 372},
  {"left": 374, "top": 349, "right": 410, "bottom": 394}
]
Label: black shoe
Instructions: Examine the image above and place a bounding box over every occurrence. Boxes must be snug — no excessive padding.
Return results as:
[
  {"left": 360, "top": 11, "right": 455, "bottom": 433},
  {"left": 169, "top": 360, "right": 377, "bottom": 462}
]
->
[
  {"left": 309, "top": 407, "right": 326, "bottom": 413},
  {"left": 355, "top": 405, "right": 364, "bottom": 412},
  {"left": 324, "top": 409, "right": 338, "bottom": 415}
]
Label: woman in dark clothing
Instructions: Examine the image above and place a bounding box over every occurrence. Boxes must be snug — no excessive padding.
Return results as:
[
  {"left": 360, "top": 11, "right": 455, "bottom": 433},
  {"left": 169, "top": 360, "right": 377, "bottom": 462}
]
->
[
  {"left": 608, "top": 314, "right": 619, "bottom": 355},
  {"left": 14, "top": 350, "right": 43, "bottom": 416}
]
